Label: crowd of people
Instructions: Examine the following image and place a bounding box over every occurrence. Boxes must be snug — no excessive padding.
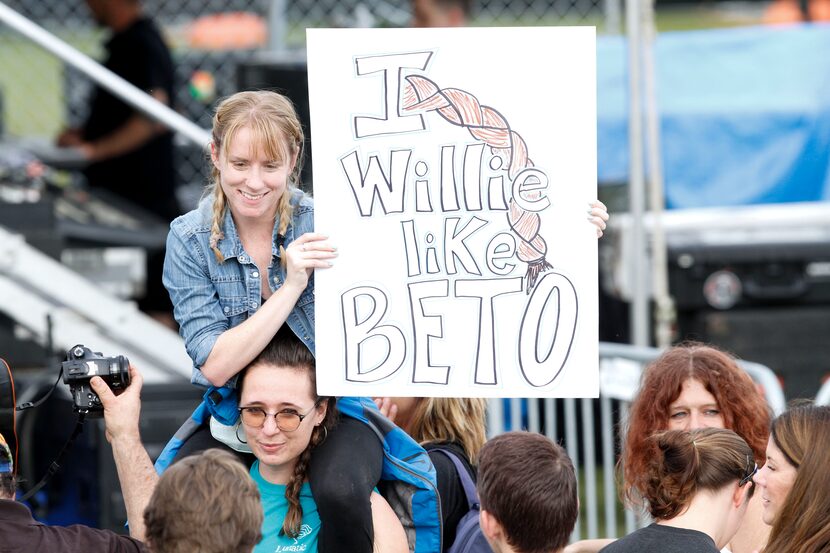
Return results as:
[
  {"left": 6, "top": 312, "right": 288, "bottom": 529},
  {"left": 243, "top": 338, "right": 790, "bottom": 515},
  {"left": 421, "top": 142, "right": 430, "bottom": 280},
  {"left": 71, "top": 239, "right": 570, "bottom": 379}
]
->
[
  {"left": 3, "top": 341, "right": 830, "bottom": 552},
  {"left": 1, "top": 83, "right": 820, "bottom": 553},
  {"left": 2, "top": 1, "right": 830, "bottom": 552}
]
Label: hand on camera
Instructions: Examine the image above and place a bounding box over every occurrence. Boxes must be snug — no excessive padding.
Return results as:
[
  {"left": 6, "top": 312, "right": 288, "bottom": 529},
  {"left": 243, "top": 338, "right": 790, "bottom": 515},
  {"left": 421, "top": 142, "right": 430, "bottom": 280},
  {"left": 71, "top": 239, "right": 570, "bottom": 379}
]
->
[{"left": 90, "top": 366, "right": 143, "bottom": 444}]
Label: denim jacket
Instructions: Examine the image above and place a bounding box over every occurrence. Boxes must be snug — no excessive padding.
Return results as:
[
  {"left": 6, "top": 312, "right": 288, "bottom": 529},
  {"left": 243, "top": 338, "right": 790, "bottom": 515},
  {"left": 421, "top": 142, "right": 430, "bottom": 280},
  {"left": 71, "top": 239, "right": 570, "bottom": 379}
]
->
[{"left": 162, "top": 190, "right": 315, "bottom": 386}]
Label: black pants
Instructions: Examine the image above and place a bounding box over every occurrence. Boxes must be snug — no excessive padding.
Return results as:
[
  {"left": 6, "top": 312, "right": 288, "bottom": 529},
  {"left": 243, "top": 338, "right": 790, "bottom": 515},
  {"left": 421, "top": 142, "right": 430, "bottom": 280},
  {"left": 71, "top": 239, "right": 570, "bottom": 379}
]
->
[
  {"left": 170, "top": 413, "right": 382, "bottom": 553},
  {"left": 310, "top": 416, "right": 382, "bottom": 553}
]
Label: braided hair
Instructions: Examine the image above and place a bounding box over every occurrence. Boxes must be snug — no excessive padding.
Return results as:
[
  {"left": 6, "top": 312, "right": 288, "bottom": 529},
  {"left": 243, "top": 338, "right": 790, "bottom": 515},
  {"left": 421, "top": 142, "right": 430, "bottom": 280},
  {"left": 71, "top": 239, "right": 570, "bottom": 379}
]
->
[
  {"left": 402, "top": 75, "right": 552, "bottom": 291},
  {"left": 238, "top": 329, "right": 337, "bottom": 537}
]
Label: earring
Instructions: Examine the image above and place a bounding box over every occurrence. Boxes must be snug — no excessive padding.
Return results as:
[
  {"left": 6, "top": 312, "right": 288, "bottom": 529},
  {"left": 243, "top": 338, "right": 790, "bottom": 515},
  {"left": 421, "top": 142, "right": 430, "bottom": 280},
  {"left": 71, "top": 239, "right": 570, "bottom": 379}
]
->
[
  {"left": 235, "top": 422, "right": 247, "bottom": 444},
  {"left": 312, "top": 425, "right": 328, "bottom": 446}
]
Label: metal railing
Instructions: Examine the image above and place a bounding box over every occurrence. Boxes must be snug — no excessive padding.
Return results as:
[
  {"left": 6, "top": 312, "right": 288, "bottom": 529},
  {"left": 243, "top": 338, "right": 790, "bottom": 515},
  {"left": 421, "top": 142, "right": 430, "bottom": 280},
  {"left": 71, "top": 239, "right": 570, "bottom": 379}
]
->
[{"left": 0, "top": 1, "right": 211, "bottom": 148}]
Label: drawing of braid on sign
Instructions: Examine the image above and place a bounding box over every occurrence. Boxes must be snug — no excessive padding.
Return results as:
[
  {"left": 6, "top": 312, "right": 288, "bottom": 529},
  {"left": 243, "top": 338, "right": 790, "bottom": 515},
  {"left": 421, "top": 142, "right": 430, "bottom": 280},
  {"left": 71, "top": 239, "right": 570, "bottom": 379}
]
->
[{"left": 402, "top": 75, "right": 608, "bottom": 292}]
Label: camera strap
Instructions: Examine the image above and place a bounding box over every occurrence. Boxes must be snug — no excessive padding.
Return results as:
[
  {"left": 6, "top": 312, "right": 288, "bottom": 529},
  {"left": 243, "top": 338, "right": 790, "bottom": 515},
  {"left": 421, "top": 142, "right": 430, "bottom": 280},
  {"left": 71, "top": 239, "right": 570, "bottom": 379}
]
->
[
  {"left": 14, "top": 363, "right": 88, "bottom": 503},
  {"left": 18, "top": 411, "right": 87, "bottom": 503},
  {"left": 15, "top": 368, "right": 63, "bottom": 412}
]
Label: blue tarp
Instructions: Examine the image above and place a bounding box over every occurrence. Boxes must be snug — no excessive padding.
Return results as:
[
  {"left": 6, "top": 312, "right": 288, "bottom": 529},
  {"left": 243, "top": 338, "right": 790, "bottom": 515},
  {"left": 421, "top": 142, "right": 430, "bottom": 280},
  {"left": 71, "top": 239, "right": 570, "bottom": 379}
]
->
[{"left": 597, "top": 23, "right": 830, "bottom": 208}]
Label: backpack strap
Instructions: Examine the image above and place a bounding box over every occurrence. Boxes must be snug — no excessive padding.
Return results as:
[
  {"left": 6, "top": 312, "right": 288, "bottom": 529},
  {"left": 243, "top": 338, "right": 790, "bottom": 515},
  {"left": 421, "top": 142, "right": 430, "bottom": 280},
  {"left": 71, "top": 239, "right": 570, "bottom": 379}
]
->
[{"left": 431, "top": 447, "right": 479, "bottom": 510}]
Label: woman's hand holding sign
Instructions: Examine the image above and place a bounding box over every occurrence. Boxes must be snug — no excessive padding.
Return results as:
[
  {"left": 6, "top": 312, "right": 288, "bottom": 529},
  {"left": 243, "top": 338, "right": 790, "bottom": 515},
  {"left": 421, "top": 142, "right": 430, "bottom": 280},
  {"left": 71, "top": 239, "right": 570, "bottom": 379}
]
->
[
  {"left": 282, "top": 232, "right": 338, "bottom": 292},
  {"left": 589, "top": 200, "right": 609, "bottom": 238}
]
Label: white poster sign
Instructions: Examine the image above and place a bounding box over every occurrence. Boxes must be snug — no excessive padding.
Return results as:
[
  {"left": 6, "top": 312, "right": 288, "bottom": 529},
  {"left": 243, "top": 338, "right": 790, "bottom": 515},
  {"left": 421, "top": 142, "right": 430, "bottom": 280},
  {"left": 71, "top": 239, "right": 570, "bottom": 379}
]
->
[{"left": 307, "top": 27, "right": 598, "bottom": 398}]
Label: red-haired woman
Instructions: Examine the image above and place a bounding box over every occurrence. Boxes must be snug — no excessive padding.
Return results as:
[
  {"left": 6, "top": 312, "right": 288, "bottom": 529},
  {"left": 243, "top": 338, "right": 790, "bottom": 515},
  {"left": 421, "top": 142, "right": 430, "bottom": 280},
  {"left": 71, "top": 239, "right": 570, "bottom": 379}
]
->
[{"left": 568, "top": 342, "right": 772, "bottom": 553}]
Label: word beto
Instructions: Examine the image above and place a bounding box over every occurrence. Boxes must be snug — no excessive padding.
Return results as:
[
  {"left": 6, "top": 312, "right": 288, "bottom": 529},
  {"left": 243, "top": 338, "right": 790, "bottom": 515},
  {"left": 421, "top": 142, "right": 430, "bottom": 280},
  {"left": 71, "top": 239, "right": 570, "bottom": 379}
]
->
[{"left": 331, "top": 51, "right": 576, "bottom": 388}]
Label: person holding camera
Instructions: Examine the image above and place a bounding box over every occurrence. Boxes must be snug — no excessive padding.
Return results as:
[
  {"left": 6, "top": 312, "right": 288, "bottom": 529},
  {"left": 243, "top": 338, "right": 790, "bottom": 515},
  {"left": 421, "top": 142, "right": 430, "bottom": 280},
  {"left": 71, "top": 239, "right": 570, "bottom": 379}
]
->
[
  {"left": 0, "top": 357, "right": 265, "bottom": 553},
  {"left": 0, "top": 431, "right": 147, "bottom": 552},
  {"left": 86, "top": 364, "right": 266, "bottom": 553}
]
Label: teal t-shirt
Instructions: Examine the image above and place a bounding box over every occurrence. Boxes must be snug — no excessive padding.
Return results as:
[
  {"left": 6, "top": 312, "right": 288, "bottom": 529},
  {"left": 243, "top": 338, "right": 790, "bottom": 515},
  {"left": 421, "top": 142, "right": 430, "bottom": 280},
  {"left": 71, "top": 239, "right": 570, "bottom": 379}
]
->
[{"left": 250, "top": 460, "right": 320, "bottom": 553}]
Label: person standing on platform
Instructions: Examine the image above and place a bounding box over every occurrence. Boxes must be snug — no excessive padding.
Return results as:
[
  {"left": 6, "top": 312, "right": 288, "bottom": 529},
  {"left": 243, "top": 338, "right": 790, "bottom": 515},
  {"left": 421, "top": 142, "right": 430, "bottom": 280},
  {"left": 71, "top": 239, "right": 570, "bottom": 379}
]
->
[{"left": 57, "top": 0, "right": 180, "bottom": 324}]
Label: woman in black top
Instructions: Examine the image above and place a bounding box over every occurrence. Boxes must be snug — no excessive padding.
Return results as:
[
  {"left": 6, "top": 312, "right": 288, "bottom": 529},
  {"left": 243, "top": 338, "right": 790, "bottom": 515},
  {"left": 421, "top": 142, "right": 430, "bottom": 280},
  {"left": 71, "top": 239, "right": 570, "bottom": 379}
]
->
[
  {"left": 601, "top": 428, "right": 757, "bottom": 553},
  {"left": 375, "top": 397, "right": 487, "bottom": 550}
]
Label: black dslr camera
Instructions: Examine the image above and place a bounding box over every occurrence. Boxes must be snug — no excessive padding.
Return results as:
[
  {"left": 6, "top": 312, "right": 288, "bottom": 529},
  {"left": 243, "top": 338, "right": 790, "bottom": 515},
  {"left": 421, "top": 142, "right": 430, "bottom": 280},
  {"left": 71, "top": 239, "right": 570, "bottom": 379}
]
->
[{"left": 62, "top": 345, "right": 130, "bottom": 415}]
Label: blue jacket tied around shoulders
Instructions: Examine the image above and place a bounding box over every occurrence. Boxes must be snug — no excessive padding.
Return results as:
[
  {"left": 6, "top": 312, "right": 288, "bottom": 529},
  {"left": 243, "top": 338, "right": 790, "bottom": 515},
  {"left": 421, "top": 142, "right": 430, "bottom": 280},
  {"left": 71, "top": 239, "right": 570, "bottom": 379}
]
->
[{"left": 154, "top": 391, "right": 442, "bottom": 553}]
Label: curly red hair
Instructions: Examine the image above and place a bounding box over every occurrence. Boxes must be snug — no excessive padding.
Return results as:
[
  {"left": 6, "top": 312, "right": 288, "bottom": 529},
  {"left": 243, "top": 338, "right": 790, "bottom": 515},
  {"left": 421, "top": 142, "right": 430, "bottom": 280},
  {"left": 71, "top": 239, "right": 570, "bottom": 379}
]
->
[{"left": 620, "top": 342, "right": 771, "bottom": 508}]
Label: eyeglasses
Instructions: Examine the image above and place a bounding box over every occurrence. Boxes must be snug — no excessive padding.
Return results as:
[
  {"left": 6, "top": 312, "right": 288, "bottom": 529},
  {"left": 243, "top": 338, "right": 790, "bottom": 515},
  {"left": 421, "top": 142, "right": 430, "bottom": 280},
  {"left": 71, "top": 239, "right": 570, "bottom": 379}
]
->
[
  {"left": 238, "top": 400, "right": 321, "bottom": 432},
  {"left": 739, "top": 456, "right": 758, "bottom": 487}
]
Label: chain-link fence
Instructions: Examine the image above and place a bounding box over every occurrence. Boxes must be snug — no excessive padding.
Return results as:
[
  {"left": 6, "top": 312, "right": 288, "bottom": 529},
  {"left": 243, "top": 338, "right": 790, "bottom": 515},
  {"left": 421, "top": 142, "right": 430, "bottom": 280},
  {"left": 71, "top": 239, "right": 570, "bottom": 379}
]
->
[{"left": 0, "top": 0, "right": 613, "bottom": 208}]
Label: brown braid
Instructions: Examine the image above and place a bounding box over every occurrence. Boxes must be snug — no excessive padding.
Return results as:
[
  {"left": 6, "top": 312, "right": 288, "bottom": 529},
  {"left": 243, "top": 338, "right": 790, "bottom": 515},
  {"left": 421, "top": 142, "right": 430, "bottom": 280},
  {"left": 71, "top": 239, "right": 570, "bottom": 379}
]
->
[
  {"left": 238, "top": 333, "right": 337, "bottom": 538},
  {"left": 282, "top": 424, "right": 321, "bottom": 537},
  {"left": 209, "top": 179, "right": 227, "bottom": 263},
  {"left": 402, "top": 74, "right": 552, "bottom": 291},
  {"left": 277, "top": 185, "right": 293, "bottom": 238}
]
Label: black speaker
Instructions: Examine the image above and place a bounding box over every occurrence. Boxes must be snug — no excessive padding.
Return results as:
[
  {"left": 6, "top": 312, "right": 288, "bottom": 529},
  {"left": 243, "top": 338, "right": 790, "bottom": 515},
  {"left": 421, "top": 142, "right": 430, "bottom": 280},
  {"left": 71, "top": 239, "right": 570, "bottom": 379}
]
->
[
  {"left": 669, "top": 241, "right": 830, "bottom": 400},
  {"left": 678, "top": 305, "right": 830, "bottom": 400}
]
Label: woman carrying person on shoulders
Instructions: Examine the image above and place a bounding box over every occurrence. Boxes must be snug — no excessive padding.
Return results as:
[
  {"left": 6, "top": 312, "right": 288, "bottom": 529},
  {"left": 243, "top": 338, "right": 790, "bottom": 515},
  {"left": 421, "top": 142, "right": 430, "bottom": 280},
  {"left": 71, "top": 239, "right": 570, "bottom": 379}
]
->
[{"left": 161, "top": 90, "right": 435, "bottom": 552}]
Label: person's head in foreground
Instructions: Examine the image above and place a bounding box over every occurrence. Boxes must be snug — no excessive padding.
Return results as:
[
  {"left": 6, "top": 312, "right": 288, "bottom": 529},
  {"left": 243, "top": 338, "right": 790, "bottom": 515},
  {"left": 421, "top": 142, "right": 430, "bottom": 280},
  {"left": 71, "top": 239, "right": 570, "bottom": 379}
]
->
[
  {"left": 237, "top": 331, "right": 337, "bottom": 539},
  {"left": 477, "top": 431, "right": 578, "bottom": 553},
  {"left": 0, "top": 432, "right": 15, "bottom": 500},
  {"left": 640, "top": 428, "right": 755, "bottom": 549},
  {"left": 144, "top": 448, "right": 263, "bottom": 553},
  {"left": 208, "top": 90, "right": 305, "bottom": 262},
  {"left": 622, "top": 342, "right": 770, "bottom": 505},
  {"left": 756, "top": 402, "right": 830, "bottom": 553}
]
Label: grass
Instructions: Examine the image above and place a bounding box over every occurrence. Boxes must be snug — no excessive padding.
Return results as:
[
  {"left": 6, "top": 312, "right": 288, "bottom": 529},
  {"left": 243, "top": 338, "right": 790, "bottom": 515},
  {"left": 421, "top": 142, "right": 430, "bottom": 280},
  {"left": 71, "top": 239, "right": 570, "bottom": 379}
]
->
[
  {"left": 0, "top": 29, "right": 101, "bottom": 138},
  {"left": 0, "top": 33, "right": 64, "bottom": 137},
  {"left": 574, "top": 465, "right": 634, "bottom": 540}
]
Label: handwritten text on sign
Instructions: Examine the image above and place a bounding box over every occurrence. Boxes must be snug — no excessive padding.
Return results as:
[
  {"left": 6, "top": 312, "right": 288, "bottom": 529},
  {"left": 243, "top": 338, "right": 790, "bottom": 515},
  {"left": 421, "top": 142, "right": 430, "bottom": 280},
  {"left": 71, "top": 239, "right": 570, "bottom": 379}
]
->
[{"left": 308, "top": 28, "right": 598, "bottom": 397}]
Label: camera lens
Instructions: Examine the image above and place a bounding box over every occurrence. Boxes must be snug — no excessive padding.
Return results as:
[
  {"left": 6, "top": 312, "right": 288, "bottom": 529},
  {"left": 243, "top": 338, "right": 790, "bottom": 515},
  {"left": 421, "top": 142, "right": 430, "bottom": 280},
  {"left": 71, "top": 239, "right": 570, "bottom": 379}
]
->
[{"left": 110, "top": 355, "right": 131, "bottom": 388}]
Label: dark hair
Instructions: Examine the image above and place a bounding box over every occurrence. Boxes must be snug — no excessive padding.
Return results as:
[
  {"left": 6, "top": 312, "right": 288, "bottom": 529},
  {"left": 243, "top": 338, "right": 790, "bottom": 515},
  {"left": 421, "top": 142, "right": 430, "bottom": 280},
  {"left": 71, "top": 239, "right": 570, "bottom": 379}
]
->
[
  {"left": 0, "top": 473, "right": 15, "bottom": 499},
  {"left": 238, "top": 329, "right": 337, "bottom": 538},
  {"left": 764, "top": 403, "right": 830, "bottom": 553},
  {"left": 477, "top": 431, "right": 577, "bottom": 553},
  {"left": 642, "top": 428, "right": 754, "bottom": 520},
  {"left": 144, "top": 449, "right": 263, "bottom": 553},
  {"left": 622, "top": 342, "right": 770, "bottom": 506}
]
